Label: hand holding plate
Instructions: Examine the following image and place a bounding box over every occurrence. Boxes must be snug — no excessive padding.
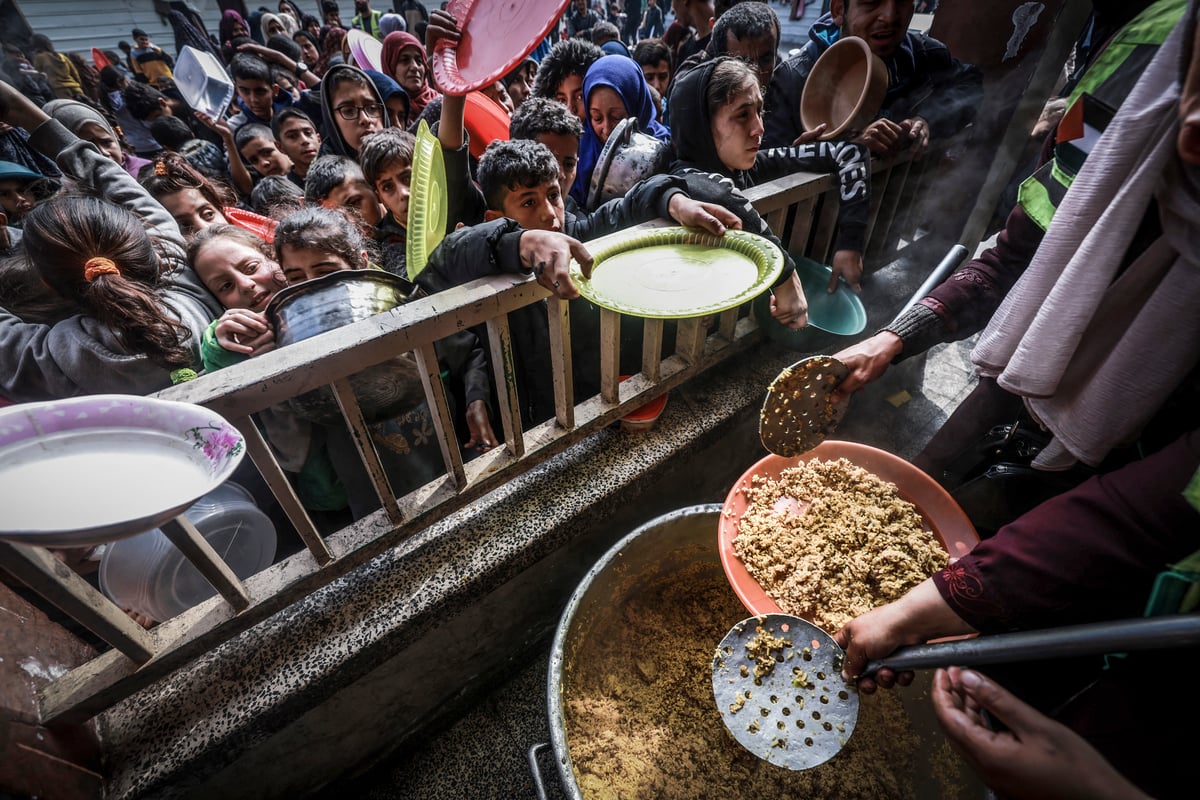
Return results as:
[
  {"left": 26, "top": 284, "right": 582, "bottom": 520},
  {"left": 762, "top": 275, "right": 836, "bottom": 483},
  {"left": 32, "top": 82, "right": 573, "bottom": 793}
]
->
[
  {"left": 666, "top": 195, "right": 742, "bottom": 236},
  {"left": 518, "top": 229, "right": 591, "bottom": 299}
]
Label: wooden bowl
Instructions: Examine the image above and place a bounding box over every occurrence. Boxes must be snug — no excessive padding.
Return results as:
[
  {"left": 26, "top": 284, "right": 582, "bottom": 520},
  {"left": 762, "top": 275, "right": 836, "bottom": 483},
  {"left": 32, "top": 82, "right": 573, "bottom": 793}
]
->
[{"left": 800, "top": 36, "right": 889, "bottom": 140}]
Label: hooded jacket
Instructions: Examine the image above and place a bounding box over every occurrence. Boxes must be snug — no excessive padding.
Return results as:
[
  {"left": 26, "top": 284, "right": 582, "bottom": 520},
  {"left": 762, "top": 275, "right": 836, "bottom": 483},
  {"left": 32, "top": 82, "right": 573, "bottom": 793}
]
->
[
  {"left": 43, "top": 99, "right": 150, "bottom": 178},
  {"left": 669, "top": 58, "right": 869, "bottom": 274},
  {"left": 763, "top": 12, "right": 982, "bottom": 149}
]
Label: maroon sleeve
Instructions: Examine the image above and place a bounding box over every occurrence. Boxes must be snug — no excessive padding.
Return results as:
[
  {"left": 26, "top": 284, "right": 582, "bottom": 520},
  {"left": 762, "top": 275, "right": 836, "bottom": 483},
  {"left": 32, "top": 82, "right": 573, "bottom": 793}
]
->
[{"left": 931, "top": 430, "right": 1200, "bottom": 634}]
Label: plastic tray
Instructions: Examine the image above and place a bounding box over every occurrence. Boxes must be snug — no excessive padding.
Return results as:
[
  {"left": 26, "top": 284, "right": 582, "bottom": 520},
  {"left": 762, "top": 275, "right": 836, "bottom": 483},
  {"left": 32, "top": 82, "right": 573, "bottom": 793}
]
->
[
  {"left": 431, "top": 0, "right": 570, "bottom": 95},
  {"left": 174, "top": 45, "right": 235, "bottom": 120}
]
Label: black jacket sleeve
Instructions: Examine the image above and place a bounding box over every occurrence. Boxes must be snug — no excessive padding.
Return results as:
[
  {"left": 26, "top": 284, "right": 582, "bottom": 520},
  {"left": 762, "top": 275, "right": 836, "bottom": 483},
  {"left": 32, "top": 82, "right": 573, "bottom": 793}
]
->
[
  {"left": 671, "top": 169, "right": 796, "bottom": 286},
  {"left": 564, "top": 174, "right": 687, "bottom": 242},
  {"left": 747, "top": 140, "right": 872, "bottom": 253},
  {"left": 417, "top": 218, "right": 525, "bottom": 294}
]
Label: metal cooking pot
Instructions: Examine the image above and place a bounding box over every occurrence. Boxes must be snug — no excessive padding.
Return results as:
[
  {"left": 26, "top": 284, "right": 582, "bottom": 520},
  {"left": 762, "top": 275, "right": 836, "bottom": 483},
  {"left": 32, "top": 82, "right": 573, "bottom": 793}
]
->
[
  {"left": 585, "top": 116, "right": 671, "bottom": 211},
  {"left": 529, "top": 504, "right": 985, "bottom": 799},
  {"left": 265, "top": 269, "right": 426, "bottom": 425}
]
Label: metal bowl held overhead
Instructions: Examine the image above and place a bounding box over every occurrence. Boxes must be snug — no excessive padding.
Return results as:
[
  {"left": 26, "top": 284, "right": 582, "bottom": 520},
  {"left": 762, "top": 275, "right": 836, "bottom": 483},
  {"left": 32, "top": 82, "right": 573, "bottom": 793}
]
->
[
  {"left": 586, "top": 116, "right": 671, "bottom": 211},
  {"left": 265, "top": 269, "right": 426, "bottom": 425},
  {"left": 800, "top": 36, "right": 889, "bottom": 140}
]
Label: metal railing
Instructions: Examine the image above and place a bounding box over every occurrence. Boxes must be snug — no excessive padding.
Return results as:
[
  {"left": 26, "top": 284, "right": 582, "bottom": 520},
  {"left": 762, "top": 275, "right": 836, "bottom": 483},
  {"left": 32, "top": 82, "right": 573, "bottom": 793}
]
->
[{"left": 2, "top": 151, "right": 933, "bottom": 727}]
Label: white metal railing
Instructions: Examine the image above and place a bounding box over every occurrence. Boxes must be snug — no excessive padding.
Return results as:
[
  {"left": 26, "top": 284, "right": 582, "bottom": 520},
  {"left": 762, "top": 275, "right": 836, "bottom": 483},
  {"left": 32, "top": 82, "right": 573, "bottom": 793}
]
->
[{"left": 1, "top": 151, "right": 931, "bottom": 726}]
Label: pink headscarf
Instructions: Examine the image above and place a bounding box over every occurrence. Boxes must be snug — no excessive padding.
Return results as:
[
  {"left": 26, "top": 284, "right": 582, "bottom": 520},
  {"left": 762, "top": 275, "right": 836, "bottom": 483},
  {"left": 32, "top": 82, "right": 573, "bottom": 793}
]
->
[{"left": 382, "top": 31, "right": 438, "bottom": 120}]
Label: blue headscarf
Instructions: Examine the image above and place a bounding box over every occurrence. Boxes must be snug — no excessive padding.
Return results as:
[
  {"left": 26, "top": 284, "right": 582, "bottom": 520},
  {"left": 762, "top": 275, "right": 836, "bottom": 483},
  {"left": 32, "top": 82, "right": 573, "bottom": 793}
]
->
[
  {"left": 570, "top": 55, "right": 671, "bottom": 206},
  {"left": 364, "top": 68, "right": 411, "bottom": 127}
]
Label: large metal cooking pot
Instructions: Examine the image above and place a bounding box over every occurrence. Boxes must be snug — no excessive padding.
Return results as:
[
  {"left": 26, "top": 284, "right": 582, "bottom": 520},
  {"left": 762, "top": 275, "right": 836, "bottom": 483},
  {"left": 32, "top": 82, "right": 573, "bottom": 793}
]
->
[
  {"left": 265, "top": 269, "right": 425, "bottom": 425},
  {"left": 531, "top": 504, "right": 985, "bottom": 799}
]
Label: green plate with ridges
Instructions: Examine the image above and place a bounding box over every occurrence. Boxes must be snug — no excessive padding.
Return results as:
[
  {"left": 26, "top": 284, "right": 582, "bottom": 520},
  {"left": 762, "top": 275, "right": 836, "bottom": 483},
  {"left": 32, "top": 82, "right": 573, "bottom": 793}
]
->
[
  {"left": 406, "top": 119, "right": 448, "bottom": 282},
  {"left": 570, "top": 227, "right": 784, "bottom": 319}
]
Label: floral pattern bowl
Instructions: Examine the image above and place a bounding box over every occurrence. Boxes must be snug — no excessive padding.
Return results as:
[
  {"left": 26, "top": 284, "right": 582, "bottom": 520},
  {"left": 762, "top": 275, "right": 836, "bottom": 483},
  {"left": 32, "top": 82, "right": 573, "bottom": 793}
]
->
[{"left": 0, "top": 395, "right": 245, "bottom": 547}]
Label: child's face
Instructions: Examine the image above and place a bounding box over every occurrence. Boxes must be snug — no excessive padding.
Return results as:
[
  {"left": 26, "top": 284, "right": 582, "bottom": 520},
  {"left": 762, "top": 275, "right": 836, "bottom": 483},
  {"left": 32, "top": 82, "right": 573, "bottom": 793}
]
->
[
  {"left": 373, "top": 159, "right": 411, "bottom": 226},
  {"left": 240, "top": 135, "right": 293, "bottom": 176},
  {"left": 193, "top": 237, "right": 286, "bottom": 311},
  {"left": 323, "top": 176, "right": 382, "bottom": 226},
  {"left": 534, "top": 132, "right": 580, "bottom": 200},
  {"left": 640, "top": 59, "right": 671, "bottom": 99},
  {"left": 331, "top": 81, "right": 384, "bottom": 154},
  {"left": 275, "top": 117, "right": 321, "bottom": 168},
  {"left": 499, "top": 179, "right": 565, "bottom": 232},
  {"left": 160, "top": 187, "right": 228, "bottom": 238},
  {"left": 0, "top": 179, "right": 33, "bottom": 221},
  {"left": 279, "top": 243, "right": 362, "bottom": 283},
  {"left": 78, "top": 122, "right": 123, "bottom": 165},
  {"left": 236, "top": 78, "right": 278, "bottom": 121},
  {"left": 555, "top": 74, "right": 585, "bottom": 122}
]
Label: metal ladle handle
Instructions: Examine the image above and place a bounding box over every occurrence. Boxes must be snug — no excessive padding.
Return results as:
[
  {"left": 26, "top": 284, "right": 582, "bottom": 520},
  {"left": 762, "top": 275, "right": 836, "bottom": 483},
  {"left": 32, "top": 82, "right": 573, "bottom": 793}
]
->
[
  {"left": 888, "top": 244, "right": 969, "bottom": 327},
  {"left": 861, "top": 614, "right": 1200, "bottom": 678}
]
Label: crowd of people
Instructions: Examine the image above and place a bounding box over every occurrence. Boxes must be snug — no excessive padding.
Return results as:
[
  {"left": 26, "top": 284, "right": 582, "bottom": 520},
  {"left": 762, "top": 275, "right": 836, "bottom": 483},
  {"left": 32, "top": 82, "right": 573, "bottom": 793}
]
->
[{"left": 0, "top": 0, "right": 1196, "bottom": 796}]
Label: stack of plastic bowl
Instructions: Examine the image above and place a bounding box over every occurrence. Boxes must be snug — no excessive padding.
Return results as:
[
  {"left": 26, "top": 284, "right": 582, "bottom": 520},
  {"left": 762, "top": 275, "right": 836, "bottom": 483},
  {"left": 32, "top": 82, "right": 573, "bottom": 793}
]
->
[{"left": 99, "top": 481, "right": 276, "bottom": 623}]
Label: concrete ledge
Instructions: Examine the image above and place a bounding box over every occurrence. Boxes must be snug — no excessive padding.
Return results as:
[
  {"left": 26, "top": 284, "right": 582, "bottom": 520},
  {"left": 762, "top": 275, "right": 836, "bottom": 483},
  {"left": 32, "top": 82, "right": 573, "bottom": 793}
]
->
[{"left": 98, "top": 336, "right": 826, "bottom": 799}]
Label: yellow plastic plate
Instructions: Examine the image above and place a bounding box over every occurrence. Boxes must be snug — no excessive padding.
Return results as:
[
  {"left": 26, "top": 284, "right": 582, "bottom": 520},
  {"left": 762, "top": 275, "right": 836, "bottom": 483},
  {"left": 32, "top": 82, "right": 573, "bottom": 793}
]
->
[
  {"left": 406, "top": 119, "right": 448, "bottom": 281},
  {"left": 570, "top": 227, "right": 784, "bottom": 319}
]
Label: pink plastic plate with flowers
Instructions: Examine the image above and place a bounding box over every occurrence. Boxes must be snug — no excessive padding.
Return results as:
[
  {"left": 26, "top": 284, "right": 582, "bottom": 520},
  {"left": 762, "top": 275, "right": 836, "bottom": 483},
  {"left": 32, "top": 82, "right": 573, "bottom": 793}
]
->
[{"left": 0, "top": 395, "right": 245, "bottom": 547}]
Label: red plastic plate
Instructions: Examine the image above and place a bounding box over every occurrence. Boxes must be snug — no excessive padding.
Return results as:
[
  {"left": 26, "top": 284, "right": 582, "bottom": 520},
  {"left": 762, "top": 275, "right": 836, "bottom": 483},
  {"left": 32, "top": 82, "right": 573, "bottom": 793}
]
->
[
  {"left": 463, "top": 91, "right": 510, "bottom": 159},
  {"left": 718, "top": 440, "right": 979, "bottom": 617},
  {"left": 224, "top": 207, "right": 278, "bottom": 243},
  {"left": 431, "top": 0, "right": 570, "bottom": 95},
  {"left": 92, "top": 48, "right": 111, "bottom": 70}
]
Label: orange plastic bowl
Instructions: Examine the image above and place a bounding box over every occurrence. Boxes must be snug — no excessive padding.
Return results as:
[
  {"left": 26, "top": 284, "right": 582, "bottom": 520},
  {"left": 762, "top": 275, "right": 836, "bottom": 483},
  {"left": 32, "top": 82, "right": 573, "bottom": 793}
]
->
[
  {"left": 463, "top": 90, "right": 510, "bottom": 160},
  {"left": 800, "top": 36, "right": 889, "bottom": 140},
  {"left": 718, "top": 440, "right": 979, "bottom": 617}
]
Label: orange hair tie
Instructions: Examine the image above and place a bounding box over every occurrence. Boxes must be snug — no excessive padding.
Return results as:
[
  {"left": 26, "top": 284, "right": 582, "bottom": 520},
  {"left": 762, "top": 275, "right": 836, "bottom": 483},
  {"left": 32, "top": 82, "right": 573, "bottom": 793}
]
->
[
  {"left": 83, "top": 257, "right": 121, "bottom": 282},
  {"left": 154, "top": 160, "right": 169, "bottom": 176}
]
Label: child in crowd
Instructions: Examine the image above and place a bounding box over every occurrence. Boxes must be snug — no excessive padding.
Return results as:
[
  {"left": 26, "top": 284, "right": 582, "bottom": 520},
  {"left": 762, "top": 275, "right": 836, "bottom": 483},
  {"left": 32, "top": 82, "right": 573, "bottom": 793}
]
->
[
  {"left": 148, "top": 115, "right": 229, "bottom": 180},
  {"left": 250, "top": 175, "right": 305, "bottom": 219},
  {"left": 235, "top": 122, "right": 294, "bottom": 180},
  {"left": 530, "top": 38, "right": 603, "bottom": 123},
  {"left": 418, "top": 137, "right": 738, "bottom": 424},
  {"left": 508, "top": 97, "right": 583, "bottom": 209},
  {"left": 304, "top": 155, "right": 383, "bottom": 229},
  {"left": 140, "top": 153, "right": 235, "bottom": 239},
  {"left": 186, "top": 223, "right": 347, "bottom": 519},
  {"left": 197, "top": 206, "right": 497, "bottom": 518},
  {"left": 270, "top": 107, "right": 321, "bottom": 186},
  {"left": 0, "top": 81, "right": 220, "bottom": 400},
  {"left": 320, "top": 63, "right": 387, "bottom": 159},
  {"left": 43, "top": 100, "right": 150, "bottom": 179},
  {"left": 228, "top": 53, "right": 282, "bottom": 131}
]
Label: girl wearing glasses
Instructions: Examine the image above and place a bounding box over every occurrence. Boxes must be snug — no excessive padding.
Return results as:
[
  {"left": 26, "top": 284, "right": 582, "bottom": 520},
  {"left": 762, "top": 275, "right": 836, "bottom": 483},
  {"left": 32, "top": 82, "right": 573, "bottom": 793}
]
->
[{"left": 319, "top": 63, "right": 389, "bottom": 158}]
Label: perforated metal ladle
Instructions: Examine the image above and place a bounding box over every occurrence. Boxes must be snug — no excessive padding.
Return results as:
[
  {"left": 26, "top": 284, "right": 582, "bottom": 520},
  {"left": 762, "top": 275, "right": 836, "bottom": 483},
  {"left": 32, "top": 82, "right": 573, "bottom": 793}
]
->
[{"left": 713, "top": 612, "right": 1200, "bottom": 770}]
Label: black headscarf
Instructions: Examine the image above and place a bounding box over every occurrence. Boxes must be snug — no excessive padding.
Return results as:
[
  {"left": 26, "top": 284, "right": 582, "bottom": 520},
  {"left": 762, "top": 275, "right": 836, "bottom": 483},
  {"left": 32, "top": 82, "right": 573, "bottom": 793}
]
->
[{"left": 667, "top": 57, "right": 730, "bottom": 177}]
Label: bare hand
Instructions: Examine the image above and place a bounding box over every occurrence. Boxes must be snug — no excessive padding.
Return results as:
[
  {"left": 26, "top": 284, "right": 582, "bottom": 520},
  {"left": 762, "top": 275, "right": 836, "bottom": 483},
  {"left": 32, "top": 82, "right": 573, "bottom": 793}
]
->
[
  {"left": 124, "top": 607, "right": 155, "bottom": 629},
  {"left": 932, "top": 667, "right": 1152, "bottom": 800},
  {"left": 426, "top": 9, "right": 462, "bottom": 54},
  {"left": 833, "top": 598, "right": 925, "bottom": 693},
  {"left": 666, "top": 195, "right": 743, "bottom": 236},
  {"left": 902, "top": 117, "right": 931, "bottom": 158},
  {"left": 831, "top": 331, "right": 902, "bottom": 402},
  {"left": 769, "top": 271, "right": 808, "bottom": 329},
  {"left": 237, "top": 41, "right": 286, "bottom": 65},
  {"left": 857, "top": 118, "right": 907, "bottom": 157},
  {"left": 215, "top": 309, "right": 275, "bottom": 355},
  {"left": 830, "top": 248, "right": 863, "bottom": 293},
  {"left": 194, "top": 110, "right": 232, "bottom": 140},
  {"left": 463, "top": 398, "right": 499, "bottom": 452},
  {"left": 518, "top": 229, "right": 593, "bottom": 299},
  {"left": 791, "top": 123, "right": 827, "bottom": 146}
]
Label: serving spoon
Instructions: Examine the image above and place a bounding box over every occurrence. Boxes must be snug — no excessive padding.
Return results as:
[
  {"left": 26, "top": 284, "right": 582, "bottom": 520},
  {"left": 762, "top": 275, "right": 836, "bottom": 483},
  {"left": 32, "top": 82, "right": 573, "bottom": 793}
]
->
[{"left": 713, "top": 612, "right": 1200, "bottom": 770}]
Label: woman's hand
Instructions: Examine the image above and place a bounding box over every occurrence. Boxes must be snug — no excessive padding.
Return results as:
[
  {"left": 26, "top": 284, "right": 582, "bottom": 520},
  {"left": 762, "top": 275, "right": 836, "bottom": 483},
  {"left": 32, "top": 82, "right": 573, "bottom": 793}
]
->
[
  {"left": 831, "top": 331, "right": 903, "bottom": 402},
  {"left": 666, "top": 194, "right": 742, "bottom": 236},
  {"left": 215, "top": 309, "right": 275, "bottom": 356},
  {"left": 830, "top": 248, "right": 864, "bottom": 293},
  {"left": 463, "top": 398, "right": 498, "bottom": 452},
  {"left": 834, "top": 579, "right": 974, "bottom": 692},
  {"left": 932, "top": 667, "right": 1152, "bottom": 800},
  {"left": 769, "top": 271, "right": 808, "bottom": 329},
  {"left": 518, "top": 229, "right": 593, "bottom": 299}
]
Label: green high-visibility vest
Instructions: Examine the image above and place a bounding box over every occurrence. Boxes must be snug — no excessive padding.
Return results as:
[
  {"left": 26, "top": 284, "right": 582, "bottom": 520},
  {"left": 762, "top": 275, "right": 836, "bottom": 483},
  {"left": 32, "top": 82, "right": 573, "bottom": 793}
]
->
[{"left": 1017, "top": 0, "right": 1187, "bottom": 231}]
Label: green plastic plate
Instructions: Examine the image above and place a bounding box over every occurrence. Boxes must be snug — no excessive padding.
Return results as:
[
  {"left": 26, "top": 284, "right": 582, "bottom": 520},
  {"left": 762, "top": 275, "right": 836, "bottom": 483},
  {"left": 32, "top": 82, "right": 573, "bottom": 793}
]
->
[
  {"left": 753, "top": 255, "right": 867, "bottom": 342},
  {"left": 406, "top": 119, "right": 448, "bottom": 282},
  {"left": 570, "top": 227, "right": 784, "bottom": 319}
]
